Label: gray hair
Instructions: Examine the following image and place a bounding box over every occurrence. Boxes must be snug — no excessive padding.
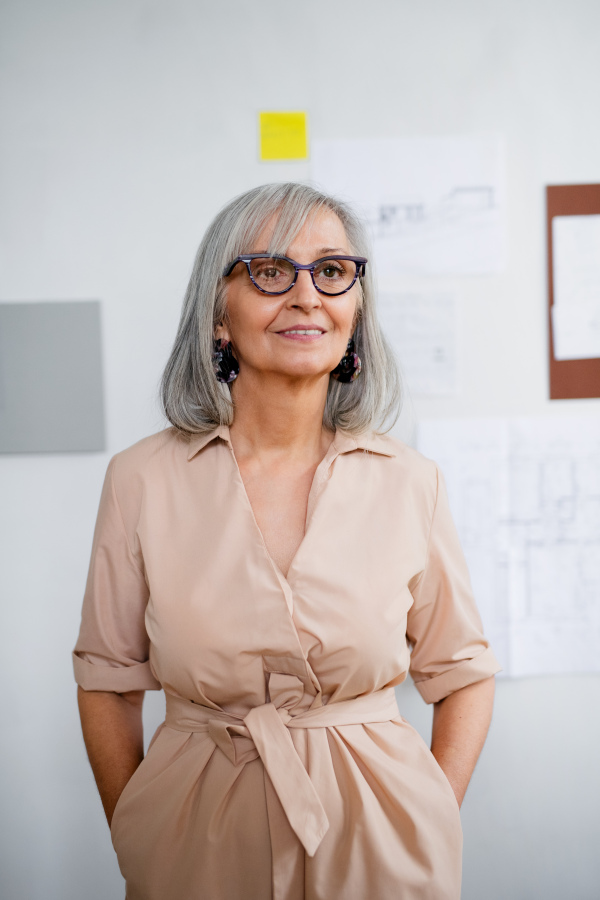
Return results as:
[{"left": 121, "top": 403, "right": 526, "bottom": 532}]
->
[{"left": 161, "top": 182, "right": 401, "bottom": 435}]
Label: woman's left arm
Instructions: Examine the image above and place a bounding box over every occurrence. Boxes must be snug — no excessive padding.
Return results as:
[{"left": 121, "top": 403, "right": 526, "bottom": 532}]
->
[{"left": 430, "top": 675, "right": 496, "bottom": 808}]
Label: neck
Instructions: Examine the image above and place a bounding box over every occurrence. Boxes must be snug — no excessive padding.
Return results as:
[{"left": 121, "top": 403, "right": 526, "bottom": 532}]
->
[{"left": 228, "top": 371, "right": 333, "bottom": 463}]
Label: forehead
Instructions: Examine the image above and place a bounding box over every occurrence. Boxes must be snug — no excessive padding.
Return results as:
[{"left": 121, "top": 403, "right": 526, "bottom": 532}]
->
[{"left": 251, "top": 207, "right": 350, "bottom": 256}]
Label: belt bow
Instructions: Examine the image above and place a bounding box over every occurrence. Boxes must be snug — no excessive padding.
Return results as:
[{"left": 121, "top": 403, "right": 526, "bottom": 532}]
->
[{"left": 165, "top": 680, "right": 399, "bottom": 857}]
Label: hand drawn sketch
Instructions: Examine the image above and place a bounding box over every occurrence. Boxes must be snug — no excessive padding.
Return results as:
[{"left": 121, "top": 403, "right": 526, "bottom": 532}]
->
[
  {"left": 378, "top": 293, "right": 457, "bottom": 396},
  {"left": 368, "top": 186, "right": 496, "bottom": 239},
  {"left": 417, "top": 416, "right": 600, "bottom": 678},
  {"left": 311, "top": 135, "right": 506, "bottom": 277}
]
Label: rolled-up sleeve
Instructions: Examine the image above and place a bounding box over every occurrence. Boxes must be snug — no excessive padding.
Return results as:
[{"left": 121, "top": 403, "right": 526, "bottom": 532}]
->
[
  {"left": 73, "top": 455, "right": 161, "bottom": 692},
  {"left": 407, "top": 464, "right": 502, "bottom": 704}
]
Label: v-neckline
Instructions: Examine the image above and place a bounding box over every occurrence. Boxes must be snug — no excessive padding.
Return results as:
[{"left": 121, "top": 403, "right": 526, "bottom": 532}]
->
[{"left": 226, "top": 432, "right": 340, "bottom": 589}]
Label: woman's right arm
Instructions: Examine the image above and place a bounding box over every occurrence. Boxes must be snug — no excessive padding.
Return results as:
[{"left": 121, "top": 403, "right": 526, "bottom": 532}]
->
[{"left": 77, "top": 686, "right": 145, "bottom": 828}]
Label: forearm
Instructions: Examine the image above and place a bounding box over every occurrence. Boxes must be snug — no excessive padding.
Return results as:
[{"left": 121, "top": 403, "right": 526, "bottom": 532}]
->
[
  {"left": 77, "top": 686, "right": 145, "bottom": 827},
  {"left": 430, "top": 675, "right": 495, "bottom": 808}
]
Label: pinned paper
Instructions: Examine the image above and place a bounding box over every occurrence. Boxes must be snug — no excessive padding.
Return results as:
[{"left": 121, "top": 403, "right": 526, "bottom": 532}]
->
[
  {"left": 259, "top": 112, "right": 308, "bottom": 161},
  {"left": 378, "top": 292, "right": 457, "bottom": 395},
  {"left": 418, "top": 415, "right": 600, "bottom": 678},
  {"left": 312, "top": 135, "right": 506, "bottom": 276},
  {"left": 552, "top": 214, "right": 600, "bottom": 360}
]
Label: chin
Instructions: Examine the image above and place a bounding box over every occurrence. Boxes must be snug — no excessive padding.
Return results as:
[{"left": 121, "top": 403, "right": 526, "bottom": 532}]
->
[{"left": 271, "top": 361, "right": 332, "bottom": 380}]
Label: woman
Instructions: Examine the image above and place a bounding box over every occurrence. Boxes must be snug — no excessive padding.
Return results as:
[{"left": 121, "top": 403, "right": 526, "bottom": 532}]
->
[{"left": 74, "top": 182, "right": 501, "bottom": 900}]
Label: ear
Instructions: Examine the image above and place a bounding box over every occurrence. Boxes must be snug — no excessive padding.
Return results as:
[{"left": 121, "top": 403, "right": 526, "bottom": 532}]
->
[{"left": 214, "top": 321, "right": 231, "bottom": 343}]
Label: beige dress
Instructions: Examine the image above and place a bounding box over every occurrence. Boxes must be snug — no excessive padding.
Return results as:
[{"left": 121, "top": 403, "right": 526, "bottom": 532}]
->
[{"left": 73, "top": 425, "right": 501, "bottom": 900}]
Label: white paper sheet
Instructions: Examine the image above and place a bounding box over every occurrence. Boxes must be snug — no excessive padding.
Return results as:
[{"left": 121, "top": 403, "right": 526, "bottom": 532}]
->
[
  {"left": 311, "top": 135, "right": 506, "bottom": 277},
  {"left": 551, "top": 302, "right": 600, "bottom": 360},
  {"left": 417, "top": 416, "right": 600, "bottom": 678},
  {"left": 552, "top": 215, "right": 600, "bottom": 360},
  {"left": 378, "top": 293, "right": 457, "bottom": 395}
]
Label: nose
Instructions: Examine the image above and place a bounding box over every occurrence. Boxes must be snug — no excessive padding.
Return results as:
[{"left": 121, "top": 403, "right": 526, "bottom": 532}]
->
[{"left": 285, "top": 268, "right": 322, "bottom": 310}]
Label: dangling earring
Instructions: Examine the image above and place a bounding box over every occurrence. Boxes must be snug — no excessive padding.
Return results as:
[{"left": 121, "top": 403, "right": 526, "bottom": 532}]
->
[
  {"left": 330, "top": 338, "right": 362, "bottom": 382},
  {"left": 212, "top": 339, "right": 239, "bottom": 384}
]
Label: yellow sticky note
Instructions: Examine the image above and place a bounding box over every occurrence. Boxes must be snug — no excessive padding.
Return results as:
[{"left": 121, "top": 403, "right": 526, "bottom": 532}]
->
[{"left": 259, "top": 111, "right": 308, "bottom": 161}]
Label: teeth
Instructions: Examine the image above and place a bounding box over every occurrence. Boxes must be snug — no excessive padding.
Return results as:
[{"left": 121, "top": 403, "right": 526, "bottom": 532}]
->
[{"left": 282, "top": 329, "right": 322, "bottom": 335}]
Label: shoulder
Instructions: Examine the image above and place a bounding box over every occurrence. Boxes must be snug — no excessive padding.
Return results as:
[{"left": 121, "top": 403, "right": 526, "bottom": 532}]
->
[
  {"left": 108, "top": 427, "right": 189, "bottom": 497},
  {"left": 362, "top": 431, "right": 440, "bottom": 488},
  {"left": 369, "top": 433, "right": 443, "bottom": 520},
  {"left": 343, "top": 431, "right": 442, "bottom": 525}
]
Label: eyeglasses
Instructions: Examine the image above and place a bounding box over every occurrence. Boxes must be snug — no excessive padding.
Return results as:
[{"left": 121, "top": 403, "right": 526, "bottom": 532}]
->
[{"left": 223, "top": 254, "right": 367, "bottom": 296}]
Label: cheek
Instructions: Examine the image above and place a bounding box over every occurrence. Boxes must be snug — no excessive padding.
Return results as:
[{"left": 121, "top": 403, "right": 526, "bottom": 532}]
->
[
  {"left": 332, "top": 296, "right": 360, "bottom": 334},
  {"left": 226, "top": 302, "right": 276, "bottom": 350}
]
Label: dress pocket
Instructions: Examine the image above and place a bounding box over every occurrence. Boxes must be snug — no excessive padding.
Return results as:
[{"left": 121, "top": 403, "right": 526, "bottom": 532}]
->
[
  {"left": 109, "top": 722, "right": 167, "bottom": 845},
  {"left": 428, "top": 748, "right": 461, "bottom": 811},
  {"left": 395, "top": 715, "right": 462, "bottom": 817},
  {"left": 110, "top": 757, "right": 147, "bottom": 845}
]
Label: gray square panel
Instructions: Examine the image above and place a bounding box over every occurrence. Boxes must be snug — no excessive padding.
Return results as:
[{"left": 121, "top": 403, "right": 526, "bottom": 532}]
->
[{"left": 0, "top": 300, "right": 105, "bottom": 453}]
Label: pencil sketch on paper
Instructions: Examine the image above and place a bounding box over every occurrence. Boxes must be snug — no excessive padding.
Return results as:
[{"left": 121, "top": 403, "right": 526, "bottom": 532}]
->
[
  {"left": 368, "top": 186, "right": 496, "bottom": 240},
  {"left": 311, "top": 135, "right": 506, "bottom": 277},
  {"left": 417, "top": 416, "right": 600, "bottom": 678},
  {"left": 377, "top": 293, "right": 457, "bottom": 396}
]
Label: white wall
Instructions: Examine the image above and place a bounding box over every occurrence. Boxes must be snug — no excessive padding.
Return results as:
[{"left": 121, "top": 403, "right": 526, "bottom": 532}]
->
[{"left": 1, "top": 1, "right": 599, "bottom": 897}]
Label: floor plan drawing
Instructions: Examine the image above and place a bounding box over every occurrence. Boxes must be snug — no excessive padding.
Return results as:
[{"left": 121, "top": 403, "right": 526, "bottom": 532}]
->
[{"left": 417, "top": 416, "right": 600, "bottom": 677}]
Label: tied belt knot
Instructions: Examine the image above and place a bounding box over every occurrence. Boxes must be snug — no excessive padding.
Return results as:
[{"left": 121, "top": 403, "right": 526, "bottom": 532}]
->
[{"left": 165, "top": 681, "right": 400, "bottom": 857}]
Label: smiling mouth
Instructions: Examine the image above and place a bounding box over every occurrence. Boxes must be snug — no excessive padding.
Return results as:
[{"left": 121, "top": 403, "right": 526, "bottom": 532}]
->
[{"left": 277, "top": 329, "right": 325, "bottom": 336}]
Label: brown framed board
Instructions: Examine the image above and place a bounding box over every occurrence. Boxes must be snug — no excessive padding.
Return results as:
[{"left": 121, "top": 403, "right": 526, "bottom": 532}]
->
[{"left": 547, "top": 183, "right": 600, "bottom": 399}]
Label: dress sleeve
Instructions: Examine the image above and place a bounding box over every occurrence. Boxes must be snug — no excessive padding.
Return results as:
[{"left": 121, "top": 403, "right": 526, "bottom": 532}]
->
[
  {"left": 407, "top": 464, "right": 501, "bottom": 704},
  {"left": 72, "top": 455, "right": 161, "bottom": 692}
]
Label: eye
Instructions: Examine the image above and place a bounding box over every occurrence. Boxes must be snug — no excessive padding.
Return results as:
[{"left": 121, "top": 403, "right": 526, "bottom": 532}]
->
[
  {"left": 313, "top": 259, "right": 356, "bottom": 294},
  {"left": 254, "top": 263, "right": 285, "bottom": 278},
  {"left": 317, "top": 261, "right": 346, "bottom": 279},
  {"left": 314, "top": 259, "right": 351, "bottom": 280},
  {"left": 249, "top": 257, "right": 295, "bottom": 290}
]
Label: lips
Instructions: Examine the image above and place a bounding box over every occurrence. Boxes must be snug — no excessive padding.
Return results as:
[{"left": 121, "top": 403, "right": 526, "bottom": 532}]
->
[
  {"left": 276, "top": 325, "right": 326, "bottom": 335},
  {"left": 279, "top": 330, "right": 324, "bottom": 336}
]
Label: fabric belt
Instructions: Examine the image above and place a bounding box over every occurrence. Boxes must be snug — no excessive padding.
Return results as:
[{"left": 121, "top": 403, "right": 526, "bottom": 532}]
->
[{"left": 165, "top": 686, "right": 400, "bottom": 856}]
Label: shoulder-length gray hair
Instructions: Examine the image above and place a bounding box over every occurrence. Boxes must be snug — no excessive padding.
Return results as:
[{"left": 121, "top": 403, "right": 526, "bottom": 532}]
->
[{"left": 161, "top": 182, "right": 401, "bottom": 435}]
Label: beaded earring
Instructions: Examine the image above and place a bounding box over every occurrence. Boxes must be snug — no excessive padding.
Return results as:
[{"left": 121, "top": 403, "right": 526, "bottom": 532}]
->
[
  {"left": 330, "top": 338, "right": 362, "bottom": 383},
  {"left": 212, "top": 339, "right": 239, "bottom": 384}
]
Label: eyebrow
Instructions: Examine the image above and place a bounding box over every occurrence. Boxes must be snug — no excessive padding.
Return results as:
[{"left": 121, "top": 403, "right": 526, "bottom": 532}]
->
[{"left": 248, "top": 248, "right": 350, "bottom": 258}]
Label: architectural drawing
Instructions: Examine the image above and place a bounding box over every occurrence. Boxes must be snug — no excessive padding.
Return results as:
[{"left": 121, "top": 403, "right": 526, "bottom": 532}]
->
[
  {"left": 417, "top": 416, "right": 600, "bottom": 678},
  {"left": 378, "top": 293, "right": 457, "bottom": 396},
  {"left": 311, "top": 135, "right": 506, "bottom": 276},
  {"left": 368, "top": 186, "right": 497, "bottom": 240}
]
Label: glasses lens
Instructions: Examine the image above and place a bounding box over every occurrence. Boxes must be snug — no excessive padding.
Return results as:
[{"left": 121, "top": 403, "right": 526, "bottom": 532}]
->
[
  {"left": 313, "top": 259, "right": 357, "bottom": 295},
  {"left": 249, "top": 257, "right": 295, "bottom": 293}
]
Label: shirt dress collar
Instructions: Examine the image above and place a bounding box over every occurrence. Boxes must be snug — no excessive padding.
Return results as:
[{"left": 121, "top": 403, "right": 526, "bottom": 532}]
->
[{"left": 186, "top": 425, "right": 396, "bottom": 461}]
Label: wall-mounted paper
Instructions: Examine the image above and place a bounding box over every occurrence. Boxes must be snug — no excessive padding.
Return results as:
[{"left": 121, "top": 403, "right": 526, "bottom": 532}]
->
[
  {"left": 0, "top": 300, "right": 105, "bottom": 453},
  {"left": 312, "top": 135, "right": 506, "bottom": 277},
  {"left": 379, "top": 293, "right": 457, "bottom": 395},
  {"left": 418, "top": 415, "right": 600, "bottom": 678},
  {"left": 259, "top": 111, "right": 308, "bottom": 161},
  {"left": 552, "top": 214, "right": 600, "bottom": 360},
  {"left": 551, "top": 302, "right": 600, "bottom": 361}
]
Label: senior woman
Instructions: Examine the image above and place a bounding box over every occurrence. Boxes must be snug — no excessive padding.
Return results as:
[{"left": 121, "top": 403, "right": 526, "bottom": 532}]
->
[{"left": 74, "top": 182, "right": 501, "bottom": 900}]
